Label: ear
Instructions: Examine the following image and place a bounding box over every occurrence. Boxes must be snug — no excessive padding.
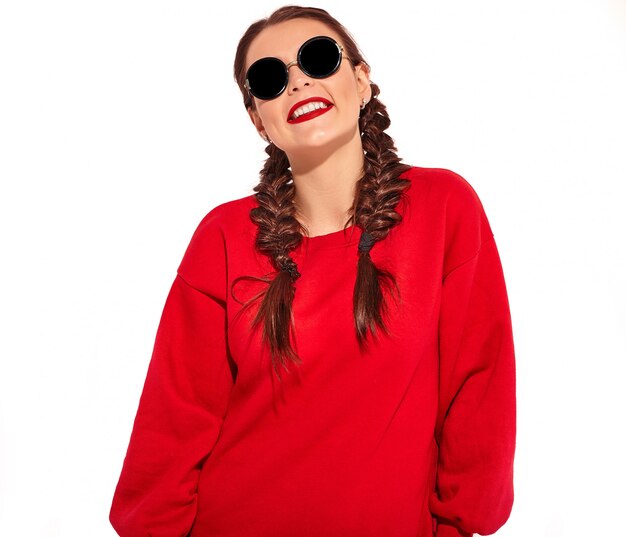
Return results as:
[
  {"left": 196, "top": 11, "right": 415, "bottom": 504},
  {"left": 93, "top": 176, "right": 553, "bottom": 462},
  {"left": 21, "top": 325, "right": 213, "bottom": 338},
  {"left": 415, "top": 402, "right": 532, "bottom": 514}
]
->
[
  {"left": 247, "top": 107, "right": 267, "bottom": 139},
  {"left": 354, "top": 62, "right": 372, "bottom": 105}
]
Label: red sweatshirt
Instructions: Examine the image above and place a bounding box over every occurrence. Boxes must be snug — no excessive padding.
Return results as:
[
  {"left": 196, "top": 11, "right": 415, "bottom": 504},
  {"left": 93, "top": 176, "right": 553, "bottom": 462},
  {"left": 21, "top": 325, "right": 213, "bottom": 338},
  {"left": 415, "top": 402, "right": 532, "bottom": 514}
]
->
[{"left": 109, "top": 166, "right": 516, "bottom": 537}]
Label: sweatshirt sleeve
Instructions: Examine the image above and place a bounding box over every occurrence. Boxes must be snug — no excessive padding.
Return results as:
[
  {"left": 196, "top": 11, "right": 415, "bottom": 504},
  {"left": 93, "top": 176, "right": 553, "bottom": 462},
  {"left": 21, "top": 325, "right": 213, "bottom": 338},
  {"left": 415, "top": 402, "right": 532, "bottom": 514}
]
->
[
  {"left": 109, "top": 211, "right": 235, "bottom": 537},
  {"left": 429, "top": 172, "right": 516, "bottom": 537}
]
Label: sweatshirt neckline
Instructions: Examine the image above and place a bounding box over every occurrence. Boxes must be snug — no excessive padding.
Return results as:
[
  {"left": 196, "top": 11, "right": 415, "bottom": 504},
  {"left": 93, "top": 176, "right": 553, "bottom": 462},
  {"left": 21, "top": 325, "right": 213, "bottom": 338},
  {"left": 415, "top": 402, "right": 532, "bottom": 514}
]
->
[
  {"left": 298, "top": 224, "right": 361, "bottom": 250},
  {"left": 245, "top": 196, "right": 362, "bottom": 251}
]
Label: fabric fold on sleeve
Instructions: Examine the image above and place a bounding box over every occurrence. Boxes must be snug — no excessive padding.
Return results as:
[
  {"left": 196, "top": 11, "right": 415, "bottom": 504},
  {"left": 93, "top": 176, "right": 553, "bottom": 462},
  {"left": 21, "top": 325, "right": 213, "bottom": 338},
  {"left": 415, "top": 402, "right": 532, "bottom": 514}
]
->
[
  {"left": 430, "top": 235, "right": 517, "bottom": 537},
  {"left": 109, "top": 273, "right": 235, "bottom": 537}
]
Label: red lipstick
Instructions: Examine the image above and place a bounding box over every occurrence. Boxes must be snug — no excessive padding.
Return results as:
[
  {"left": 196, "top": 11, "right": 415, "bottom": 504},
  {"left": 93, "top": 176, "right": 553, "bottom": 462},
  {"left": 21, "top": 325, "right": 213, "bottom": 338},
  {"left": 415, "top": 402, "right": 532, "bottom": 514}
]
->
[{"left": 287, "top": 97, "right": 334, "bottom": 124}]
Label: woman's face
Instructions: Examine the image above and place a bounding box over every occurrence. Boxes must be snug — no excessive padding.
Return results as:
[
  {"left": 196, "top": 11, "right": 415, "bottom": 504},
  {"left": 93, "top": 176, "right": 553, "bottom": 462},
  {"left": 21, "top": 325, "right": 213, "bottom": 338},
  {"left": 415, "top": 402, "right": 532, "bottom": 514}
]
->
[{"left": 245, "top": 18, "right": 371, "bottom": 158}]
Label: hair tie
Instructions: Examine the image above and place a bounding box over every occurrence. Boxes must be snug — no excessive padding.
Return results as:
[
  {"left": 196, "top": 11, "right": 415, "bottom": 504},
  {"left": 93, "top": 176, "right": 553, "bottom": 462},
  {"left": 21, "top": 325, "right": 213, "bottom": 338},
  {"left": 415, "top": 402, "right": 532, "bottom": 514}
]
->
[
  {"left": 358, "top": 231, "right": 376, "bottom": 253},
  {"left": 279, "top": 260, "right": 301, "bottom": 281}
]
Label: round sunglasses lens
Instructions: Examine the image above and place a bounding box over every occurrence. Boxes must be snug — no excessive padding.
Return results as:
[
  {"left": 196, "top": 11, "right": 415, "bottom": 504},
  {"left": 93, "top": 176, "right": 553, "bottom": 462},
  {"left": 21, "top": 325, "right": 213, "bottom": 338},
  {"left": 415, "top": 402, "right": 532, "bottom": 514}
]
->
[
  {"left": 299, "top": 37, "right": 341, "bottom": 78},
  {"left": 247, "top": 58, "right": 287, "bottom": 99}
]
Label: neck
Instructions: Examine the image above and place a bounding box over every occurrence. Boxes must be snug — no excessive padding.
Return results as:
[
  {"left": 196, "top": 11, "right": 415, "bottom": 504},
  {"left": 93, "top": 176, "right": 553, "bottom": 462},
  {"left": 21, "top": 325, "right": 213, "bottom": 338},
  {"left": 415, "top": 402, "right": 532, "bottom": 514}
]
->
[{"left": 289, "top": 129, "right": 364, "bottom": 237}]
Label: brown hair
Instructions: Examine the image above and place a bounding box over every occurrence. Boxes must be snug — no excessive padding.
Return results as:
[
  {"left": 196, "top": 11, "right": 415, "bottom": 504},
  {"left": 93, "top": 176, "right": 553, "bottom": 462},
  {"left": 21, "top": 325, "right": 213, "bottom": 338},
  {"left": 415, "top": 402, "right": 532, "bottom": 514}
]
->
[{"left": 232, "top": 5, "right": 412, "bottom": 378}]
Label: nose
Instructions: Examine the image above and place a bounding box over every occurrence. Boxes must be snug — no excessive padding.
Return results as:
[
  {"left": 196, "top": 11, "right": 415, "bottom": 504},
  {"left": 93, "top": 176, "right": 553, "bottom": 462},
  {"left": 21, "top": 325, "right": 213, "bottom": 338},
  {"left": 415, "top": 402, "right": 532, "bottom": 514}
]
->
[{"left": 286, "top": 62, "right": 313, "bottom": 94}]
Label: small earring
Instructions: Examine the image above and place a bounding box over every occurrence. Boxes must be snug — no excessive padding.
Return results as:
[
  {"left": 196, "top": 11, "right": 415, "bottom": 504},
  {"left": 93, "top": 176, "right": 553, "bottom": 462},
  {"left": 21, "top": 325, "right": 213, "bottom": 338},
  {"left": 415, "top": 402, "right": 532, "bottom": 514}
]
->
[
  {"left": 360, "top": 98, "right": 368, "bottom": 110},
  {"left": 262, "top": 133, "right": 272, "bottom": 143}
]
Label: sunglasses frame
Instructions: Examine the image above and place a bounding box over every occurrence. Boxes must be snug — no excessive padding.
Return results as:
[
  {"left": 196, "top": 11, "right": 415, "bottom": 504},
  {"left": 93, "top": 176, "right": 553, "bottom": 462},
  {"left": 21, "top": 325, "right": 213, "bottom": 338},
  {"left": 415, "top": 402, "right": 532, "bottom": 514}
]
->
[{"left": 244, "top": 35, "right": 350, "bottom": 101}]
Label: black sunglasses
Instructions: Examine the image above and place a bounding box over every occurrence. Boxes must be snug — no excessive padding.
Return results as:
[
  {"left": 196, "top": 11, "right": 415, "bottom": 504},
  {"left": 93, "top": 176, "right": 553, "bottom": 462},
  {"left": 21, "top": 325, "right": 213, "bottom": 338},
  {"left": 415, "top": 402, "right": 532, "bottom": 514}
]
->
[{"left": 244, "top": 35, "right": 350, "bottom": 101}]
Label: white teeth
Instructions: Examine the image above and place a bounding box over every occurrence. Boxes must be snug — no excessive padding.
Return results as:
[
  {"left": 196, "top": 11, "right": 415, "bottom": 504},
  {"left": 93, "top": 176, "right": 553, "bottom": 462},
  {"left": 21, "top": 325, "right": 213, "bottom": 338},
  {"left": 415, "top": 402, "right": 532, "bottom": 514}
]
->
[{"left": 292, "top": 101, "right": 328, "bottom": 119}]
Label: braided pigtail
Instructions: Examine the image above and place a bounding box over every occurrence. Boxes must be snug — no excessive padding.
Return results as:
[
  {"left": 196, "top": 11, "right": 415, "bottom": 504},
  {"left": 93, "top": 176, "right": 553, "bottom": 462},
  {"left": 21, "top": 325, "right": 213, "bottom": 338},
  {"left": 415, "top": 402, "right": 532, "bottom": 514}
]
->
[
  {"left": 351, "top": 83, "right": 412, "bottom": 348},
  {"left": 232, "top": 142, "right": 305, "bottom": 379}
]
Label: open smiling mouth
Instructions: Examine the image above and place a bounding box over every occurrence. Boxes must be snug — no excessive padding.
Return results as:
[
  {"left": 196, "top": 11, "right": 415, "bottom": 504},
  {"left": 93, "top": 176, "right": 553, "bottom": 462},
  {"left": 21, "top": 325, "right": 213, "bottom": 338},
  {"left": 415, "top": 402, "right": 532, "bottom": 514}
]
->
[{"left": 287, "top": 103, "right": 334, "bottom": 124}]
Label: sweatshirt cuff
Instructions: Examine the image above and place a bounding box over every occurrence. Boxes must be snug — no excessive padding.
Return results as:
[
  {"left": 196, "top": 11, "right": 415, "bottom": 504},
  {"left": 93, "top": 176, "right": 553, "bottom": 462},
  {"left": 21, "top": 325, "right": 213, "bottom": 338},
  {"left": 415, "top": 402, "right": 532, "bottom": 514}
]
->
[{"left": 435, "top": 522, "right": 473, "bottom": 537}]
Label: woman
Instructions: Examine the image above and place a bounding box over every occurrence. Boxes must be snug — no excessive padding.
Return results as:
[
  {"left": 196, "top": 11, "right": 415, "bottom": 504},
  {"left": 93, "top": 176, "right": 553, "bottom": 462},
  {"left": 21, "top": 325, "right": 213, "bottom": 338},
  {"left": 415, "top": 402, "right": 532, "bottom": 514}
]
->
[{"left": 109, "top": 6, "right": 516, "bottom": 537}]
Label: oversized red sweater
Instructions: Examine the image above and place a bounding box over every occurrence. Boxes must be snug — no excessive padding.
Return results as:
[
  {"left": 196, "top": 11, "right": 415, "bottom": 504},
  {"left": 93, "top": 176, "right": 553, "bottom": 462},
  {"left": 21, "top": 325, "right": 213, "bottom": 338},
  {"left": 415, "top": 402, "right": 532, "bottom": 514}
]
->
[{"left": 109, "top": 166, "right": 516, "bottom": 537}]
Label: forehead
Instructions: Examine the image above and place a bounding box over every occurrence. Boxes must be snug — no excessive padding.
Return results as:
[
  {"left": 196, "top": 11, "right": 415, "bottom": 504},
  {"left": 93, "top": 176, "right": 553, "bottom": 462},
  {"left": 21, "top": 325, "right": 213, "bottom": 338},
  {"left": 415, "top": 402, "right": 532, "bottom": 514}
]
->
[{"left": 245, "top": 18, "right": 344, "bottom": 69}]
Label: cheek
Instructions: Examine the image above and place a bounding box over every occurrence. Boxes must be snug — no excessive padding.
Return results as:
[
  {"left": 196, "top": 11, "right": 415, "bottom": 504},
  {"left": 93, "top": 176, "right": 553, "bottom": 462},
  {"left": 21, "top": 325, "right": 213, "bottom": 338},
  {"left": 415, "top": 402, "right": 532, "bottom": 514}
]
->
[
  {"left": 337, "top": 75, "right": 360, "bottom": 104},
  {"left": 258, "top": 103, "right": 286, "bottom": 130}
]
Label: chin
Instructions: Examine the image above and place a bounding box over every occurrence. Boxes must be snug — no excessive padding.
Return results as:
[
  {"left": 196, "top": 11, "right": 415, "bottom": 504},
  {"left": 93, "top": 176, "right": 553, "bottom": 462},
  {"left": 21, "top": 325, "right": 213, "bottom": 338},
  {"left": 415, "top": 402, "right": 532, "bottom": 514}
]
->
[{"left": 288, "top": 128, "right": 357, "bottom": 153}]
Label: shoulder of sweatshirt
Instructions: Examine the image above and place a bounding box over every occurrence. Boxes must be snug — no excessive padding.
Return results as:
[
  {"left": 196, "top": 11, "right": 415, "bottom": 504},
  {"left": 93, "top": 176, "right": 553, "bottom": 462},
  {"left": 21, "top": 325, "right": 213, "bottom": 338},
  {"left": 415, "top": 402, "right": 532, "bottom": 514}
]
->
[
  {"left": 401, "top": 166, "right": 495, "bottom": 278},
  {"left": 176, "top": 194, "right": 257, "bottom": 302},
  {"left": 186, "top": 193, "right": 257, "bottom": 240}
]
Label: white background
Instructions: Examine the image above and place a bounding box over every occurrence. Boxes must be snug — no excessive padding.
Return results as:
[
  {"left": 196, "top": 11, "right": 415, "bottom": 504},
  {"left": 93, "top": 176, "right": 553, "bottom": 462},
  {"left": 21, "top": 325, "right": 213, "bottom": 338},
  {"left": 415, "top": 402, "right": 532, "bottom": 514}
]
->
[{"left": 1, "top": 1, "right": 625, "bottom": 535}]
